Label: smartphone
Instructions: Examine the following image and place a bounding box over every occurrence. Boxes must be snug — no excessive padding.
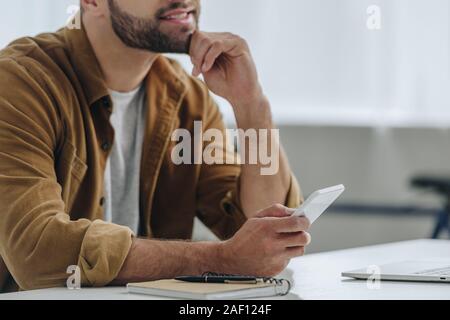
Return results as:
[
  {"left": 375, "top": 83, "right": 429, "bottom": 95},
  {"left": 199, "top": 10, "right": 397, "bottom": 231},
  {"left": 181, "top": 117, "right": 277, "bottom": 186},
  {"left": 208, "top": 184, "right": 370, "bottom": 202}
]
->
[{"left": 293, "top": 184, "right": 345, "bottom": 224}]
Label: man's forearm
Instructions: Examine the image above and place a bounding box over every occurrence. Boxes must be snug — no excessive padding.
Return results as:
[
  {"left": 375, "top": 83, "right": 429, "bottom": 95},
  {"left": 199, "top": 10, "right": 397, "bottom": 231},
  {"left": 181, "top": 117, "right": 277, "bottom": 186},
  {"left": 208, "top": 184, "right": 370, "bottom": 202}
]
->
[
  {"left": 112, "top": 238, "right": 224, "bottom": 285},
  {"left": 187, "top": 31, "right": 294, "bottom": 217},
  {"left": 112, "top": 203, "right": 312, "bottom": 283},
  {"left": 233, "top": 96, "right": 292, "bottom": 218}
]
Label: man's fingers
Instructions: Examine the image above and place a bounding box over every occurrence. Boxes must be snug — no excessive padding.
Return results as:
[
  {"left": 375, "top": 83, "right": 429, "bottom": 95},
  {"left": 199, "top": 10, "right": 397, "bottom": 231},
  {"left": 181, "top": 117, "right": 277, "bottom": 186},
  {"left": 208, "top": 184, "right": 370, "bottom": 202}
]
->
[
  {"left": 192, "top": 65, "right": 202, "bottom": 77},
  {"left": 277, "top": 231, "right": 311, "bottom": 248},
  {"left": 256, "top": 204, "right": 293, "bottom": 218},
  {"left": 202, "top": 39, "right": 242, "bottom": 72},
  {"left": 189, "top": 31, "right": 247, "bottom": 76},
  {"left": 189, "top": 33, "right": 212, "bottom": 76},
  {"left": 271, "top": 215, "right": 311, "bottom": 233},
  {"left": 202, "top": 42, "right": 224, "bottom": 73}
]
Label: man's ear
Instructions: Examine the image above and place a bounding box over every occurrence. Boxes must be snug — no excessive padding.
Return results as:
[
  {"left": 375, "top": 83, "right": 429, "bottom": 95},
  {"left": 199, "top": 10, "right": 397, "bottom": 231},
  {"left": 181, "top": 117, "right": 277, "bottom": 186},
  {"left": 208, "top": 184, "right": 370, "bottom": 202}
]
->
[{"left": 80, "top": 0, "right": 108, "bottom": 17}]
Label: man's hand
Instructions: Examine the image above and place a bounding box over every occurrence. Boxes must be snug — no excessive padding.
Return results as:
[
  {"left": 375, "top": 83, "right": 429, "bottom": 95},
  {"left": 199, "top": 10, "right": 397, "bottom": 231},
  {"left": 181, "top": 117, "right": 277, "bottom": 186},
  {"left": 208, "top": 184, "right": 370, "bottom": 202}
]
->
[
  {"left": 113, "top": 204, "right": 309, "bottom": 284},
  {"left": 219, "top": 204, "right": 311, "bottom": 277},
  {"left": 189, "top": 31, "right": 263, "bottom": 108}
]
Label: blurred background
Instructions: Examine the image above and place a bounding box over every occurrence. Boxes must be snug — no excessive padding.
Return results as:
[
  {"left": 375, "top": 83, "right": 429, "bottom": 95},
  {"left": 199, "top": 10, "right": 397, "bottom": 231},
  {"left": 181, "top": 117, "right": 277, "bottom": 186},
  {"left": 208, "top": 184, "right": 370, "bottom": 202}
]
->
[{"left": 1, "top": 0, "right": 449, "bottom": 252}]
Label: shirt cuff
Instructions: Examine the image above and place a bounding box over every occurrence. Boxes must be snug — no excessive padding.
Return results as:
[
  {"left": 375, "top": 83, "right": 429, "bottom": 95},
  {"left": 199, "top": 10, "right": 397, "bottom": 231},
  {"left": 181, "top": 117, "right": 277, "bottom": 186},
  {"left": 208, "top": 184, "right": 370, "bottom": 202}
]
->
[{"left": 78, "top": 220, "right": 134, "bottom": 287}]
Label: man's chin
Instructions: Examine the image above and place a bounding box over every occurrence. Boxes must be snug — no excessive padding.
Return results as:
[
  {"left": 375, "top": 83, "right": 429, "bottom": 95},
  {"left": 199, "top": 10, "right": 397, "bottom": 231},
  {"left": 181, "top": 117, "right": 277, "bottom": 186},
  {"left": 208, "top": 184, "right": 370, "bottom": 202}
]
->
[{"left": 161, "top": 31, "right": 196, "bottom": 54}]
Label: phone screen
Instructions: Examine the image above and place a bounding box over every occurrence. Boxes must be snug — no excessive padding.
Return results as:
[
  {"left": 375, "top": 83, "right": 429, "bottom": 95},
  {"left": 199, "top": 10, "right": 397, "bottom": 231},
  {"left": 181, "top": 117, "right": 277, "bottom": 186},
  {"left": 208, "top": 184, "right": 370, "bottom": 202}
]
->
[{"left": 293, "top": 185, "right": 345, "bottom": 224}]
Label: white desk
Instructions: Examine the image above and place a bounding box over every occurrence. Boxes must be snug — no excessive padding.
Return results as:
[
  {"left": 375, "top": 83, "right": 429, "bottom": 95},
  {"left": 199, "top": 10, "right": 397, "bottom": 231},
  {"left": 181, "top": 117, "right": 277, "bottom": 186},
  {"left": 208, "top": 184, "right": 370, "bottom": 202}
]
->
[{"left": 1, "top": 239, "right": 449, "bottom": 300}]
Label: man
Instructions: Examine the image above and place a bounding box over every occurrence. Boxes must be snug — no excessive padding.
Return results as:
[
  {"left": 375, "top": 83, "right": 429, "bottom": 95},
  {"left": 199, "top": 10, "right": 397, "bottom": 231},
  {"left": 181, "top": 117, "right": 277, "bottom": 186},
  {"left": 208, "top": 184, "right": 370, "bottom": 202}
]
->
[{"left": 0, "top": 0, "right": 310, "bottom": 292}]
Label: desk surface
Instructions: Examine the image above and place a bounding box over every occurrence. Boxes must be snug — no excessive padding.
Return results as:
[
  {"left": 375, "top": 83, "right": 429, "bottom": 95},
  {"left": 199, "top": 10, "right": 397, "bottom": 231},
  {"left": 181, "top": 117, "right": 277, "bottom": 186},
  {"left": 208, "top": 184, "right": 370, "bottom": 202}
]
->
[{"left": 1, "top": 239, "right": 449, "bottom": 300}]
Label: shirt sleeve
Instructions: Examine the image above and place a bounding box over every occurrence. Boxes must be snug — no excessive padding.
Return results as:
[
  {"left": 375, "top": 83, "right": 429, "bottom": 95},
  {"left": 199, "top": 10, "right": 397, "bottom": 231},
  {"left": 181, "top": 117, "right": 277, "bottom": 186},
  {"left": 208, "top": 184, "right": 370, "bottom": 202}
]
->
[
  {"left": 0, "top": 59, "right": 133, "bottom": 290},
  {"left": 195, "top": 92, "right": 303, "bottom": 241}
]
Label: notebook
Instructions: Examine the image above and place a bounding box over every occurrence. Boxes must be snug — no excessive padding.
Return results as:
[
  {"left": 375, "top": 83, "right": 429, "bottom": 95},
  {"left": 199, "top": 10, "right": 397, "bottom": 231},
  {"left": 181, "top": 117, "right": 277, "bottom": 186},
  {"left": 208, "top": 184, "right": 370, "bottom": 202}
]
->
[{"left": 127, "top": 278, "right": 290, "bottom": 300}]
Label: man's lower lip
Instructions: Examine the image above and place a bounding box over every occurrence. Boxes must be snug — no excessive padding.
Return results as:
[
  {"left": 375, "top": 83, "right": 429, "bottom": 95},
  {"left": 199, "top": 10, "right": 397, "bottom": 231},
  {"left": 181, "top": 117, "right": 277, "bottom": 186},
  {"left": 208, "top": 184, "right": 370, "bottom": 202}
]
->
[{"left": 160, "top": 13, "right": 194, "bottom": 25}]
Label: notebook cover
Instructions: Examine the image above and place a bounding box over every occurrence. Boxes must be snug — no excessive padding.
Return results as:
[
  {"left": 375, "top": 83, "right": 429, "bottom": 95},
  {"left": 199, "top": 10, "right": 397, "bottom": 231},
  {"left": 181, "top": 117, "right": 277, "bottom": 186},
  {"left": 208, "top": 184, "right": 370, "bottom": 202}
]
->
[{"left": 127, "top": 279, "right": 275, "bottom": 299}]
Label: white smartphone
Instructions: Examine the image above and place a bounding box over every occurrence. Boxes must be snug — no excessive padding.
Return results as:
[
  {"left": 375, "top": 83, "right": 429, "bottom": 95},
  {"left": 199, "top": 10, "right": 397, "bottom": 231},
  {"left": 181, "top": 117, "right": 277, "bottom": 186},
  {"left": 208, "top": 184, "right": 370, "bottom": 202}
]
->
[{"left": 293, "top": 184, "right": 345, "bottom": 224}]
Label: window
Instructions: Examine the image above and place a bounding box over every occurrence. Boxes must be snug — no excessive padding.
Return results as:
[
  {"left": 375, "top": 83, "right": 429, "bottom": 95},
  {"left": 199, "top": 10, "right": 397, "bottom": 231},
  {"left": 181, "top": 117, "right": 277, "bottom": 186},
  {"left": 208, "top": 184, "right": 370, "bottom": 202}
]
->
[{"left": 2, "top": 0, "right": 449, "bottom": 127}]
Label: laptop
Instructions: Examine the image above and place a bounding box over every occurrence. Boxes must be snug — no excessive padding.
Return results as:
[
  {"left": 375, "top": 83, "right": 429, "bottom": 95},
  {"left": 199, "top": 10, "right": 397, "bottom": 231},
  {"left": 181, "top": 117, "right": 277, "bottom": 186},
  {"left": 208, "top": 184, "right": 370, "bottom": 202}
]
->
[{"left": 342, "top": 260, "right": 450, "bottom": 283}]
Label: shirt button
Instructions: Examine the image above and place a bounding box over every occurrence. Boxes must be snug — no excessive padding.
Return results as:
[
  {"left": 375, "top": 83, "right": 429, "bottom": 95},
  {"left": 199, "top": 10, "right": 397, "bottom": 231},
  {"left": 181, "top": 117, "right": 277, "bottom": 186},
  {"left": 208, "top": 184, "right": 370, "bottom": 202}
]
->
[
  {"left": 101, "top": 97, "right": 110, "bottom": 107},
  {"left": 100, "top": 197, "right": 105, "bottom": 206},
  {"left": 101, "top": 141, "right": 111, "bottom": 151}
]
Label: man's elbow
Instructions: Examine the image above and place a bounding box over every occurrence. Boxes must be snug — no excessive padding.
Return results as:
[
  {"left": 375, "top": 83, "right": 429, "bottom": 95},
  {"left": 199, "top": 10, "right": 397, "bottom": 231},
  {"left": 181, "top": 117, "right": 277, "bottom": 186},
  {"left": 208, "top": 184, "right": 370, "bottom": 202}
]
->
[{"left": 3, "top": 251, "right": 68, "bottom": 291}]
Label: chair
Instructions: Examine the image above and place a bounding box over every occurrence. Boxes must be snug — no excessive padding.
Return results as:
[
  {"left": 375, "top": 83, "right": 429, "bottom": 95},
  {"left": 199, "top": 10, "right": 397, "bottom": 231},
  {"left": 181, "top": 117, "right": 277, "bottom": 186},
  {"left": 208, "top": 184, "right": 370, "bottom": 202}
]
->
[{"left": 411, "top": 175, "right": 450, "bottom": 239}]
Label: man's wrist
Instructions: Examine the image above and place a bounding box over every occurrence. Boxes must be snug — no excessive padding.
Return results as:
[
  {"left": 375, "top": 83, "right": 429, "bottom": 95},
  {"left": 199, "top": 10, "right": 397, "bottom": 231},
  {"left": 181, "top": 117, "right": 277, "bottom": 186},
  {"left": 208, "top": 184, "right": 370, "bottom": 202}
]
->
[
  {"left": 232, "top": 94, "right": 273, "bottom": 130},
  {"left": 190, "top": 241, "right": 231, "bottom": 275}
]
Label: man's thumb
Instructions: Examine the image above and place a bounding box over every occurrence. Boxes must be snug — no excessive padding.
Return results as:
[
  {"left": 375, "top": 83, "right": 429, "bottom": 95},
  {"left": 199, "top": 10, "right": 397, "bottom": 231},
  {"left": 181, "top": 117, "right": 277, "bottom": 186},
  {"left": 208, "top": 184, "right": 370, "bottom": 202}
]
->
[{"left": 255, "top": 204, "right": 295, "bottom": 218}]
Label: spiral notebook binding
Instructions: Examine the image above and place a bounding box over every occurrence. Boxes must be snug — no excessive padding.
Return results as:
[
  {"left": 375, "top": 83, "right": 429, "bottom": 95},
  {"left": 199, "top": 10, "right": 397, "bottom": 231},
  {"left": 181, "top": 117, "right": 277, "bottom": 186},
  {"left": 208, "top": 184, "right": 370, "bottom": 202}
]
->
[
  {"left": 202, "top": 272, "right": 291, "bottom": 296},
  {"left": 262, "top": 277, "right": 291, "bottom": 296}
]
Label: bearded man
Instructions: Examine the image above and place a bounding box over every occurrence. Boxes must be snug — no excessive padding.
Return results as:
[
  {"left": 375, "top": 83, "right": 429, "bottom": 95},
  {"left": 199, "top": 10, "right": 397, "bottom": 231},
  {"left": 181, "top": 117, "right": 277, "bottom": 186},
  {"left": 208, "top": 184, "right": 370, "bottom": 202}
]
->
[{"left": 0, "top": 0, "right": 310, "bottom": 292}]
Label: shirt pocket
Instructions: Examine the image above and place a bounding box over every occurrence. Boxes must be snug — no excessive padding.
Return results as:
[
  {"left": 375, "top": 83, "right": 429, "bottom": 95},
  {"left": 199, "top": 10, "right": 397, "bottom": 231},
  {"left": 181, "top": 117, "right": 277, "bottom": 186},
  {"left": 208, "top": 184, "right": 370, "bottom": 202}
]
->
[{"left": 57, "top": 140, "right": 88, "bottom": 212}]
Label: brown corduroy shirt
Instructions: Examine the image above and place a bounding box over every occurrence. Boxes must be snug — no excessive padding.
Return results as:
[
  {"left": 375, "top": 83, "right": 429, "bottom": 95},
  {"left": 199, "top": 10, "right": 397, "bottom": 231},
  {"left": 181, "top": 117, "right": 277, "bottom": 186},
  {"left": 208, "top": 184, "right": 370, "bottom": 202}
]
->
[{"left": 0, "top": 25, "right": 301, "bottom": 293}]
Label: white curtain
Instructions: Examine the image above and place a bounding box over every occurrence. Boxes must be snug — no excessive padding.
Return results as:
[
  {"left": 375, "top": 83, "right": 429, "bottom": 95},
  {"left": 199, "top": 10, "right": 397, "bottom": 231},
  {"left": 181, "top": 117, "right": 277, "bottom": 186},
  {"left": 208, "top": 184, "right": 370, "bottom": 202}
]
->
[{"left": 1, "top": 0, "right": 449, "bottom": 127}]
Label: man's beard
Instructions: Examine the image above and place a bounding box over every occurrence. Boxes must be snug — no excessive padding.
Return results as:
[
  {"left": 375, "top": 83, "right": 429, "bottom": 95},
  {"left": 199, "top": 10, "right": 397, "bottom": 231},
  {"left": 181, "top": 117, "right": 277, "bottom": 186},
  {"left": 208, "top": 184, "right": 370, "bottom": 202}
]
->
[{"left": 108, "top": 0, "right": 199, "bottom": 54}]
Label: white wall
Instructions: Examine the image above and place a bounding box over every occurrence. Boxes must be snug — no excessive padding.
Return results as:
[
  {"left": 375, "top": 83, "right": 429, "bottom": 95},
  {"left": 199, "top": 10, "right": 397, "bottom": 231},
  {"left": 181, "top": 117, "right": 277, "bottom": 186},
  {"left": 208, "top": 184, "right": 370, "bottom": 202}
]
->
[
  {"left": 195, "top": 0, "right": 450, "bottom": 126},
  {"left": 282, "top": 126, "right": 450, "bottom": 207},
  {"left": 193, "top": 125, "right": 450, "bottom": 251},
  {"left": 2, "top": 1, "right": 449, "bottom": 126},
  {"left": 0, "top": 0, "right": 76, "bottom": 47}
]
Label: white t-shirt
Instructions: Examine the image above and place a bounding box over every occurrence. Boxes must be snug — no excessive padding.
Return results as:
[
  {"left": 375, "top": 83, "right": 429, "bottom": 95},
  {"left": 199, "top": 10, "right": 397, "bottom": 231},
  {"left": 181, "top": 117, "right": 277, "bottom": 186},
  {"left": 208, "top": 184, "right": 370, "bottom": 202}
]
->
[{"left": 103, "top": 84, "right": 146, "bottom": 234}]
